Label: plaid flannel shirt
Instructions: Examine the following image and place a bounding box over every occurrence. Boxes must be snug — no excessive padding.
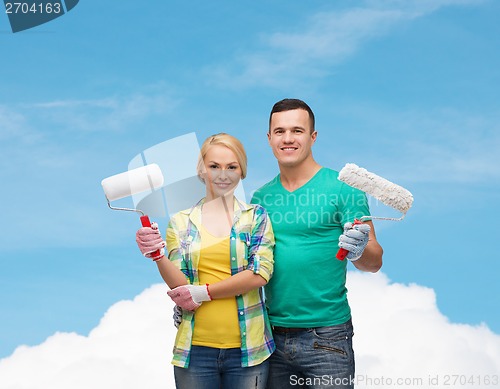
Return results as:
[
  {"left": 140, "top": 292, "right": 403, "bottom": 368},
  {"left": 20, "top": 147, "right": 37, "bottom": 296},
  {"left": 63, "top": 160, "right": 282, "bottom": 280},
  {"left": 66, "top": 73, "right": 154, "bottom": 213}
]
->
[{"left": 166, "top": 197, "right": 275, "bottom": 368}]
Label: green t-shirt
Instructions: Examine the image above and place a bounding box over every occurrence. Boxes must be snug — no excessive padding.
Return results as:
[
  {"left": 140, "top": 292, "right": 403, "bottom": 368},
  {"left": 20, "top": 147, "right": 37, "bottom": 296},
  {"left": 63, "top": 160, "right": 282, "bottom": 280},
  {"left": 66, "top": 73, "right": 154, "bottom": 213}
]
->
[{"left": 251, "top": 167, "right": 370, "bottom": 327}]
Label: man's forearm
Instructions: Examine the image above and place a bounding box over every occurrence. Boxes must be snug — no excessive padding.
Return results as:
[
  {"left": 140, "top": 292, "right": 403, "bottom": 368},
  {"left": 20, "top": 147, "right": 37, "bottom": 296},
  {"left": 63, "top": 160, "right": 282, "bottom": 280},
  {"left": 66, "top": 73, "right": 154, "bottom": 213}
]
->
[{"left": 353, "top": 240, "right": 383, "bottom": 272}]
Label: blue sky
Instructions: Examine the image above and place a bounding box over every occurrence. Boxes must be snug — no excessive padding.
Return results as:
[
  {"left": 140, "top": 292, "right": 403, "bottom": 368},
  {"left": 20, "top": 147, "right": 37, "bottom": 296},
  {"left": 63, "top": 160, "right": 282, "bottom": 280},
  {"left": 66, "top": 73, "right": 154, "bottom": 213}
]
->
[{"left": 1, "top": 0, "right": 499, "bottom": 365}]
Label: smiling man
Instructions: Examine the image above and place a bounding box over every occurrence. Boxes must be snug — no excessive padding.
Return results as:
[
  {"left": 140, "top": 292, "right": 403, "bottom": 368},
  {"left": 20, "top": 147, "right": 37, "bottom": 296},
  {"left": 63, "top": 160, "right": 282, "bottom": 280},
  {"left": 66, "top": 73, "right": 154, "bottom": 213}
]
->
[{"left": 251, "top": 98, "right": 383, "bottom": 389}]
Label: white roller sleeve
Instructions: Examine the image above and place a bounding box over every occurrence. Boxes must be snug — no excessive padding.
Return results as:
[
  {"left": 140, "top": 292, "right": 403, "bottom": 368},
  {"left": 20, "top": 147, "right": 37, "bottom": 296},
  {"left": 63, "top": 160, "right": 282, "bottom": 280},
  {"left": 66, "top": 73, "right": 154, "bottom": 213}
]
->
[
  {"left": 101, "top": 163, "right": 164, "bottom": 201},
  {"left": 338, "top": 163, "right": 413, "bottom": 214}
]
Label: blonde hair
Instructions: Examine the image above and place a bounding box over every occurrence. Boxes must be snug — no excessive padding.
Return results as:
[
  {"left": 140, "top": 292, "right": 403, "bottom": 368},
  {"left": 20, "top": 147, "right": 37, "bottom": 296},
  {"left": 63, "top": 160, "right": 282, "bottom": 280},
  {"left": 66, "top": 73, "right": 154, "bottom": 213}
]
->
[{"left": 197, "top": 133, "right": 247, "bottom": 181}]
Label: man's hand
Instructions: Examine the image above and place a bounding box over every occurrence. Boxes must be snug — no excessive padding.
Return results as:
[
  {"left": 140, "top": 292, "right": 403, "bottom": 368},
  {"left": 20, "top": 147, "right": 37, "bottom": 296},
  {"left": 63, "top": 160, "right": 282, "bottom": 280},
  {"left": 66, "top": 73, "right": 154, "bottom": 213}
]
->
[
  {"left": 135, "top": 222, "right": 165, "bottom": 261},
  {"left": 173, "top": 305, "right": 182, "bottom": 328},
  {"left": 167, "top": 284, "right": 212, "bottom": 311},
  {"left": 338, "top": 222, "right": 371, "bottom": 261}
]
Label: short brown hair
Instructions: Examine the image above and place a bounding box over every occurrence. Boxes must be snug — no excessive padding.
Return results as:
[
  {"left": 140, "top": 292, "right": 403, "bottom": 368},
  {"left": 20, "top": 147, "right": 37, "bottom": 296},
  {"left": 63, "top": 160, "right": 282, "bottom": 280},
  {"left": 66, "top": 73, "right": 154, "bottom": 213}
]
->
[{"left": 269, "top": 98, "right": 315, "bottom": 132}]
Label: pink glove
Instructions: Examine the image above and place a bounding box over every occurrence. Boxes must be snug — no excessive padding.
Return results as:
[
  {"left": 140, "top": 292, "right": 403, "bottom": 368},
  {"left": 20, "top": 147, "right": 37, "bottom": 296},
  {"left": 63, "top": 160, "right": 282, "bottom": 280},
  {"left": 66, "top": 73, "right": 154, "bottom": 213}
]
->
[
  {"left": 167, "top": 284, "right": 212, "bottom": 311},
  {"left": 135, "top": 222, "right": 165, "bottom": 261}
]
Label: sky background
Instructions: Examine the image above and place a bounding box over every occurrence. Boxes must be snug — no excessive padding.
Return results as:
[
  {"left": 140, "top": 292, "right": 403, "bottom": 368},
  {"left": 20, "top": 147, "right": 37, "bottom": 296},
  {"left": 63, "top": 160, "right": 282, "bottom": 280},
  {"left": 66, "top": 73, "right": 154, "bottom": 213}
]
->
[{"left": 1, "top": 0, "right": 499, "bottom": 387}]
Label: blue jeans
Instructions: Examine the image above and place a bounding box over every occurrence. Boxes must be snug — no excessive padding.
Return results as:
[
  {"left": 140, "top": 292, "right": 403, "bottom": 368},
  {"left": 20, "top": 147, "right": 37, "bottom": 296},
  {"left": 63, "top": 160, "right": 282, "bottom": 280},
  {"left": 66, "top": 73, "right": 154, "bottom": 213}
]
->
[
  {"left": 174, "top": 346, "right": 269, "bottom": 389},
  {"left": 266, "top": 319, "right": 355, "bottom": 389}
]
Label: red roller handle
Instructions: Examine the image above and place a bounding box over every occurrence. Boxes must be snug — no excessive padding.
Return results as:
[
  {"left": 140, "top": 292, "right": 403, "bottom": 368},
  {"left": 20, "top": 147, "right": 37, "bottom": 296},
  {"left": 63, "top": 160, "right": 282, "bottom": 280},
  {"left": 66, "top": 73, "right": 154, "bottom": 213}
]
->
[
  {"left": 140, "top": 215, "right": 162, "bottom": 259},
  {"left": 140, "top": 215, "right": 152, "bottom": 227},
  {"left": 336, "top": 219, "right": 362, "bottom": 261},
  {"left": 336, "top": 248, "right": 349, "bottom": 261}
]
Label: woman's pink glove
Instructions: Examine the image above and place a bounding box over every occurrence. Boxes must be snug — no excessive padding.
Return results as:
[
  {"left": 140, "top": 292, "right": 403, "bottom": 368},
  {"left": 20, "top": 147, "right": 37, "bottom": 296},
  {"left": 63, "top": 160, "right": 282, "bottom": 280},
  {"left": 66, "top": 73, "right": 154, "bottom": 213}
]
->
[
  {"left": 135, "top": 222, "right": 165, "bottom": 261},
  {"left": 167, "top": 285, "right": 211, "bottom": 311}
]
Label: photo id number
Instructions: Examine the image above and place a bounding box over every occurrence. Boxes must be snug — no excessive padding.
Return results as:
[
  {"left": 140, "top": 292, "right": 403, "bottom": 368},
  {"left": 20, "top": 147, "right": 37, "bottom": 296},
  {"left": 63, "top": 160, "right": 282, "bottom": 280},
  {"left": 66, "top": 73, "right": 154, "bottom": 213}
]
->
[{"left": 5, "top": 2, "right": 62, "bottom": 14}]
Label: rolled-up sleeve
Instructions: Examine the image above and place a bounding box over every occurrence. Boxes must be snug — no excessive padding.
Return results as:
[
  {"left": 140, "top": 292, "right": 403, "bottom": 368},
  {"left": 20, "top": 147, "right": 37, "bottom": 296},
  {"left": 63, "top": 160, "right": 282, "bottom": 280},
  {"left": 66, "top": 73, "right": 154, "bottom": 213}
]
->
[{"left": 247, "top": 205, "right": 275, "bottom": 282}]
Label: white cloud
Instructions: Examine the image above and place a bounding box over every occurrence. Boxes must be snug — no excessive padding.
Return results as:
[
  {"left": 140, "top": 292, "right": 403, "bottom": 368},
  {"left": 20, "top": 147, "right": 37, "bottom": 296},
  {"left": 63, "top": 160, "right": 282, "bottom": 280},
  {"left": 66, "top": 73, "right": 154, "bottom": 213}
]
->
[
  {"left": 365, "top": 0, "right": 484, "bottom": 14},
  {"left": 348, "top": 271, "right": 500, "bottom": 388},
  {"left": 206, "top": 0, "right": 481, "bottom": 89},
  {"left": 316, "top": 103, "right": 500, "bottom": 186},
  {"left": 27, "top": 92, "right": 180, "bottom": 133},
  {"left": 376, "top": 108, "right": 500, "bottom": 185},
  {"left": 0, "top": 105, "right": 42, "bottom": 144},
  {"left": 31, "top": 98, "right": 119, "bottom": 109},
  {"left": 207, "top": 7, "right": 405, "bottom": 89},
  {"left": 1, "top": 273, "right": 498, "bottom": 389},
  {"left": 0, "top": 284, "right": 176, "bottom": 389}
]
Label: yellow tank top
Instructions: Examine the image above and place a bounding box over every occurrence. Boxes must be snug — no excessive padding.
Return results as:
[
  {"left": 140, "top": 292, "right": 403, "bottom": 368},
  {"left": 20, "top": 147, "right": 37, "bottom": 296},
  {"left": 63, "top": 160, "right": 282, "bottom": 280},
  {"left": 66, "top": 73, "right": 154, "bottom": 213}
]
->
[{"left": 192, "top": 225, "right": 241, "bottom": 348}]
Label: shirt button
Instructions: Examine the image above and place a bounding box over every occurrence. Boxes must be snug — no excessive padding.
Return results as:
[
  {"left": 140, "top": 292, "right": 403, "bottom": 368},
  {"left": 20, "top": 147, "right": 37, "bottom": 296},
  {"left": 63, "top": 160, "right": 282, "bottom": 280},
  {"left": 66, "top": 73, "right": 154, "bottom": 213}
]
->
[
  {"left": 239, "top": 311, "right": 244, "bottom": 315},
  {"left": 232, "top": 257, "right": 236, "bottom": 261}
]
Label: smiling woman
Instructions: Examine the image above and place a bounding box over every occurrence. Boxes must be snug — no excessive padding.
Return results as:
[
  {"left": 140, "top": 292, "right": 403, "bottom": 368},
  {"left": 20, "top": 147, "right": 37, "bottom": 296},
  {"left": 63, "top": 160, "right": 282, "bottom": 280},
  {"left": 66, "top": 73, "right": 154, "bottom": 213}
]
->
[
  {"left": 134, "top": 133, "right": 275, "bottom": 389},
  {"left": 197, "top": 134, "right": 247, "bottom": 203}
]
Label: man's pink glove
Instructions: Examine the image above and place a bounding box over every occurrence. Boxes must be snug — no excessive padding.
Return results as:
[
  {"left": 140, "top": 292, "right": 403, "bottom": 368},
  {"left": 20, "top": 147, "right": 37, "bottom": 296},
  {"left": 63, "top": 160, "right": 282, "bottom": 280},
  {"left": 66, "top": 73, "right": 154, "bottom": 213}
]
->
[
  {"left": 167, "top": 284, "right": 212, "bottom": 311},
  {"left": 135, "top": 222, "right": 165, "bottom": 261}
]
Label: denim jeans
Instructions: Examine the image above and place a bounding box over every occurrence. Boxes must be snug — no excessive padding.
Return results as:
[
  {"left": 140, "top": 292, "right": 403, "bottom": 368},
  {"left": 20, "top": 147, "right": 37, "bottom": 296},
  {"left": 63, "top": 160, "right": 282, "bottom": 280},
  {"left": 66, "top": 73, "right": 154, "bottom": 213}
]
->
[
  {"left": 174, "top": 346, "right": 269, "bottom": 389},
  {"left": 266, "top": 319, "right": 355, "bottom": 389}
]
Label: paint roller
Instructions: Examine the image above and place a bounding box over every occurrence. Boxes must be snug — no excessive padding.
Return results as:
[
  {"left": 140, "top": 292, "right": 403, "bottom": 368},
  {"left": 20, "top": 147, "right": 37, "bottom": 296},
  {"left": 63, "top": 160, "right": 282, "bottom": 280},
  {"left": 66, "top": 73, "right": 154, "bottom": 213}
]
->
[
  {"left": 336, "top": 163, "right": 414, "bottom": 260},
  {"left": 101, "top": 164, "right": 165, "bottom": 258}
]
